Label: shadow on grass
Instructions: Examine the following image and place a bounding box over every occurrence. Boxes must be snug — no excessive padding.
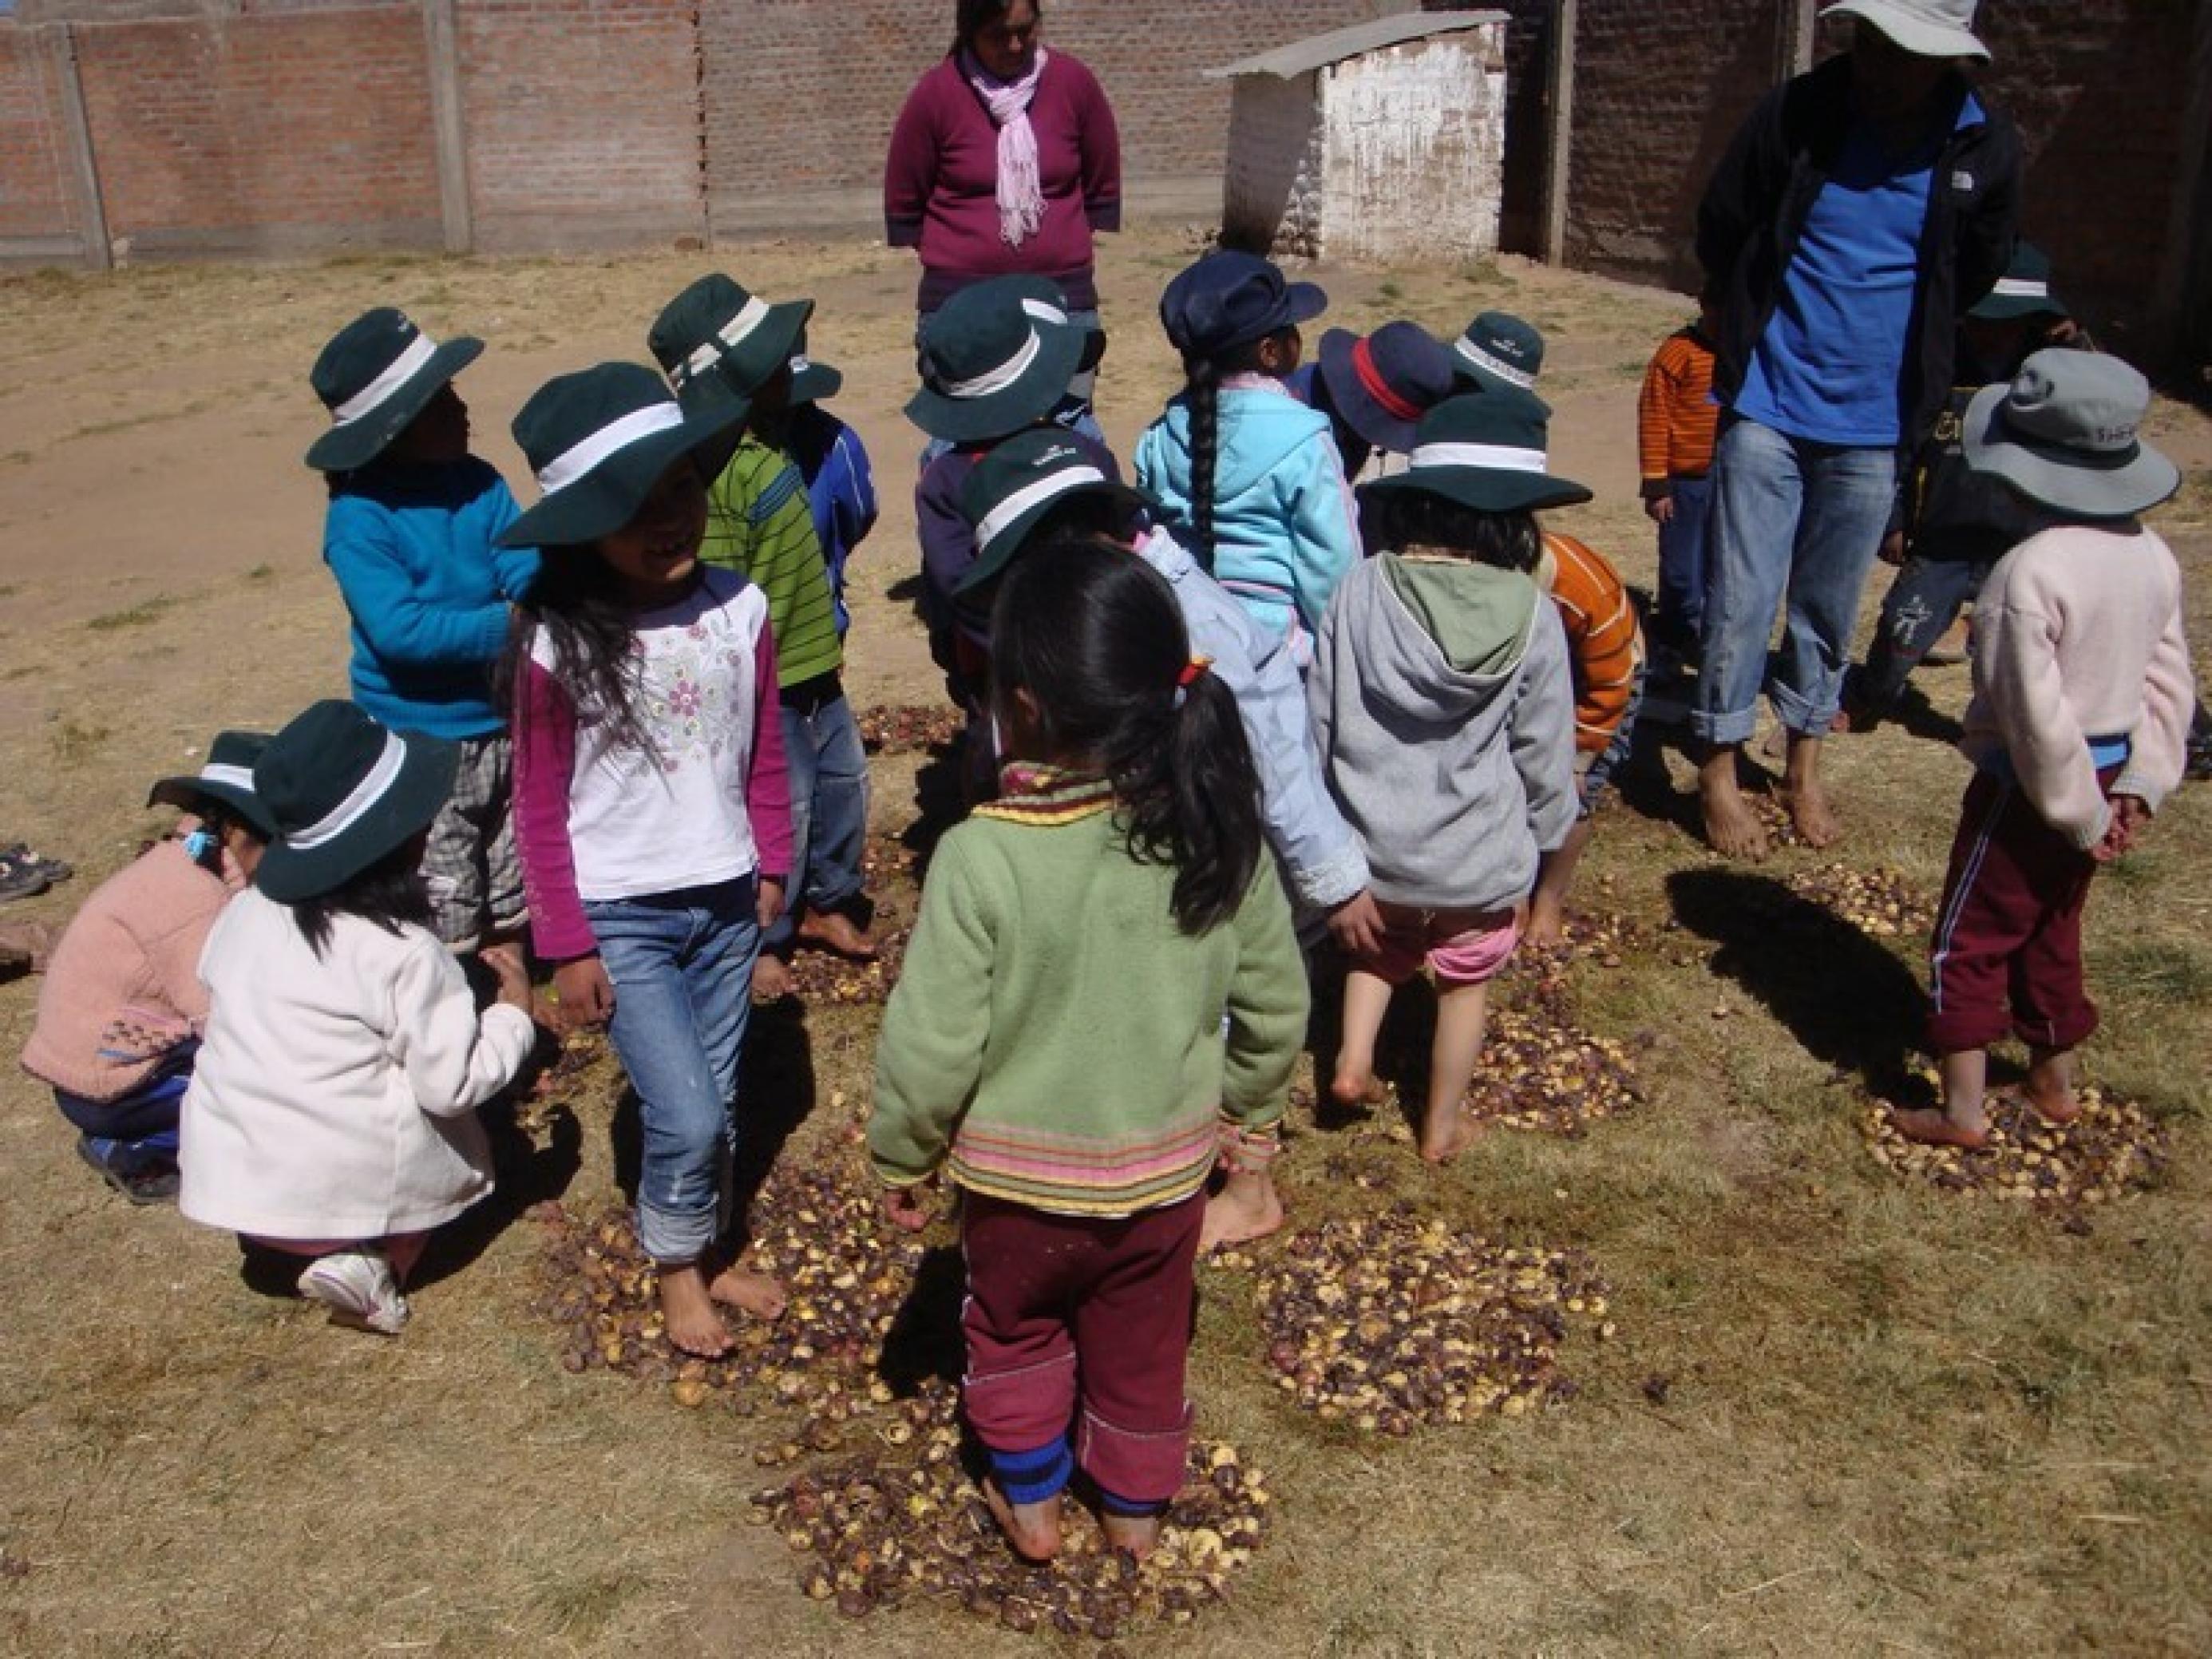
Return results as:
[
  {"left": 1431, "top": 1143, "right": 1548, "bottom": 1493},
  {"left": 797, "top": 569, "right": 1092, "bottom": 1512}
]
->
[{"left": 1666, "top": 866, "right": 1928, "bottom": 1100}]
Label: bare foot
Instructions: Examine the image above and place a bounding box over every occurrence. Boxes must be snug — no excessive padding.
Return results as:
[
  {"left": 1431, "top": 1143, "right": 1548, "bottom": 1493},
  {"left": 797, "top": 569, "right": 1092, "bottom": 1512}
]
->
[
  {"left": 707, "top": 1263, "right": 788, "bottom": 1320},
  {"left": 1700, "top": 752, "right": 1770, "bottom": 861},
  {"left": 1099, "top": 1509, "right": 1162, "bottom": 1560},
  {"left": 1201, "top": 1172, "right": 1284, "bottom": 1252},
  {"left": 1779, "top": 776, "right": 1842, "bottom": 849},
  {"left": 658, "top": 1264, "right": 734, "bottom": 1358},
  {"left": 2020, "top": 1080, "right": 2081, "bottom": 1126},
  {"left": 982, "top": 1477, "right": 1062, "bottom": 1562},
  {"left": 795, "top": 909, "right": 877, "bottom": 960},
  {"left": 1522, "top": 902, "right": 1567, "bottom": 949},
  {"left": 750, "top": 950, "right": 793, "bottom": 1004},
  {"left": 1328, "top": 1064, "right": 1387, "bottom": 1114},
  {"left": 1887, "top": 1107, "right": 1988, "bottom": 1150},
  {"left": 1418, "top": 1107, "right": 1477, "bottom": 1165}
]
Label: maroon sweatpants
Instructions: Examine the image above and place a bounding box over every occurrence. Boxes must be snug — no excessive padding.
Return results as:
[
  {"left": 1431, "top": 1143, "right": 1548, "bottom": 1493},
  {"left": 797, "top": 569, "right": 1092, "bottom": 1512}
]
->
[
  {"left": 1927, "top": 766, "right": 2113, "bottom": 1055},
  {"left": 960, "top": 1190, "right": 1203, "bottom": 1507}
]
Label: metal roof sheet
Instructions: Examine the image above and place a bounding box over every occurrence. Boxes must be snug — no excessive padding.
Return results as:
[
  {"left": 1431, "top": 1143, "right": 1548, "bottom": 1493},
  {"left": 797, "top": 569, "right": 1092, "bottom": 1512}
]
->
[{"left": 1204, "top": 10, "right": 1509, "bottom": 81}]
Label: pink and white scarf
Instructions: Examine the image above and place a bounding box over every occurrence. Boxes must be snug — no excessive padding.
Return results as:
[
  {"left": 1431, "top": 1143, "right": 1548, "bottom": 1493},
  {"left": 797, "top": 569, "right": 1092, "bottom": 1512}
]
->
[{"left": 962, "top": 47, "right": 1049, "bottom": 249}]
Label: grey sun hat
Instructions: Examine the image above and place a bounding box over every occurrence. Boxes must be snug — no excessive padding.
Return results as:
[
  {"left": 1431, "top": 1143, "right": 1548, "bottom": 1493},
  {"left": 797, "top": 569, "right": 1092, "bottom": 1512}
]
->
[
  {"left": 1961, "top": 349, "right": 2179, "bottom": 521},
  {"left": 1821, "top": 0, "right": 1988, "bottom": 61}
]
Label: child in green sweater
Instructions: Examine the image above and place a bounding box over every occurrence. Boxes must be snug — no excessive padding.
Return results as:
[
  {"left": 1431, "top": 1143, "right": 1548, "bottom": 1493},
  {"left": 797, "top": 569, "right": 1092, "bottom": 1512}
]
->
[{"left": 870, "top": 540, "right": 1308, "bottom": 1563}]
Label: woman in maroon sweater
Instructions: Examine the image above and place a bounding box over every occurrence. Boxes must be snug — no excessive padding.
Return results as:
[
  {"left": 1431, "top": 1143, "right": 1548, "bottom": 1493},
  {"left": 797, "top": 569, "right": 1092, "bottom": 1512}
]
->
[{"left": 884, "top": 1, "right": 1122, "bottom": 329}]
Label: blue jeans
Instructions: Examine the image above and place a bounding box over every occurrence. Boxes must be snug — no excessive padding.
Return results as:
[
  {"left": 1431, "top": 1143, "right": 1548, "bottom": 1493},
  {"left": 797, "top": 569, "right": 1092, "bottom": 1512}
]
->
[
  {"left": 1853, "top": 552, "right": 1992, "bottom": 715},
  {"left": 1695, "top": 417, "right": 1896, "bottom": 745},
  {"left": 586, "top": 878, "right": 760, "bottom": 1263},
  {"left": 1652, "top": 473, "right": 1714, "bottom": 657},
  {"left": 764, "top": 686, "right": 869, "bottom": 951}
]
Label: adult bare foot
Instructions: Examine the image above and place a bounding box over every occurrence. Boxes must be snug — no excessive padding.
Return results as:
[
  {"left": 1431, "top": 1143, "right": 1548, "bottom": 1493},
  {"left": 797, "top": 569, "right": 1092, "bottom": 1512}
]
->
[
  {"left": 750, "top": 950, "right": 793, "bottom": 1004},
  {"left": 1699, "top": 750, "right": 1770, "bottom": 861},
  {"left": 1201, "top": 1171, "right": 1284, "bottom": 1252},
  {"left": 707, "top": 1262, "right": 788, "bottom": 1320},
  {"left": 795, "top": 909, "right": 877, "bottom": 960},
  {"left": 1887, "top": 1107, "right": 1988, "bottom": 1150},
  {"left": 1100, "top": 1509, "right": 1161, "bottom": 1560},
  {"left": 1779, "top": 775, "right": 1842, "bottom": 848},
  {"left": 982, "top": 1478, "right": 1062, "bottom": 1562},
  {"left": 659, "top": 1264, "right": 734, "bottom": 1358},
  {"left": 1418, "top": 1107, "right": 1477, "bottom": 1165}
]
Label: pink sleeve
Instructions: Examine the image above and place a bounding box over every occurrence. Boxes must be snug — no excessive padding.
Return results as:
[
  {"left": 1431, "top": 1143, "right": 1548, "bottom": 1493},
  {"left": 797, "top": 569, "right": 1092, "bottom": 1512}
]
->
[
  {"left": 512, "top": 653, "right": 597, "bottom": 961},
  {"left": 747, "top": 616, "right": 794, "bottom": 881},
  {"left": 1075, "top": 63, "right": 1122, "bottom": 231},
  {"left": 884, "top": 73, "right": 940, "bottom": 247}
]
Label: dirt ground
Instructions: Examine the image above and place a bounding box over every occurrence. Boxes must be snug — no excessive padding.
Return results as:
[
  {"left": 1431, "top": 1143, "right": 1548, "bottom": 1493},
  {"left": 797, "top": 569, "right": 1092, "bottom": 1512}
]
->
[{"left": 2, "top": 224, "right": 2210, "bottom": 1657}]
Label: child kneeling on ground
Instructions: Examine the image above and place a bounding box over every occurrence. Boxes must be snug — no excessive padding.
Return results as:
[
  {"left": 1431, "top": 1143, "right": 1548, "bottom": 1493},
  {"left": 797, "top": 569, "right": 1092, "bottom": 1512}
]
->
[
  {"left": 870, "top": 542, "right": 1308, "bottom": 1561},
  {"left": 21, "top": 734, "right": 275, "bottom": 1203},
  {"left": 1893, "top": 352, "right": 2194, "bottom": 1146},
  {"left": 180, "top": 702, "right": 537, "bottom": 1333}
]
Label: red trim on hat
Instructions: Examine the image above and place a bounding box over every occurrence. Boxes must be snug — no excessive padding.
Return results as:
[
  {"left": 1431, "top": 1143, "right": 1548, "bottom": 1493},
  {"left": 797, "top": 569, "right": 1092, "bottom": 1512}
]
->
[{"left": 1351, "top": 338, "right": 1424, "bottom": 424}]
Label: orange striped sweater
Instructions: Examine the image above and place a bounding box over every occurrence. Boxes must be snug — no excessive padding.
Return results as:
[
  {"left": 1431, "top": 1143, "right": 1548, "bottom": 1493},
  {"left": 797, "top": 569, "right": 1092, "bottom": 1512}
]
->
[
  {"left": 1637, "top": 327, "right": 1719, "bottom": 485},
  {"left": 1540, "top": 532, "right": 1644, "bottom": 752}
]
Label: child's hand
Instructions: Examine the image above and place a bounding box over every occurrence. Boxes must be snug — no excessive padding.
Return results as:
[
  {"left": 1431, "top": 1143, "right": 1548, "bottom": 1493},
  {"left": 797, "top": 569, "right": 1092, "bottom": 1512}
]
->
[
  {"left": 2095, "top": 794, "right": 2150, "bottom": 863},
  {"left": 552, "top": 955, "right": 615, "bottom": 1029},
  {"left": 481, "top": 944, "right": 533, "bottom": 1012},
  {"left": 1878, "top": 530, "right": 1906, "bottom": 567},
  {"left": 1324, "top": 889, "right": 1387, "bottom": 960},
  {"left": 756, "top": 877, "right": 787, "bottom": 932},
  {"left": 881, "top": 1183, "right": 933, "bottom": 1233},
  {"left": 1643, "top": 493, "right": 1674, "bottom": 526}
]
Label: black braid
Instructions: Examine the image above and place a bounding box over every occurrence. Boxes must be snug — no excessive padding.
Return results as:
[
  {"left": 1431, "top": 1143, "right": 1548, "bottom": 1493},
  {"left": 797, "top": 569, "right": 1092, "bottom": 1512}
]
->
[{"left": 1184, "top": 354, "right": 1221, "bottom": 572}]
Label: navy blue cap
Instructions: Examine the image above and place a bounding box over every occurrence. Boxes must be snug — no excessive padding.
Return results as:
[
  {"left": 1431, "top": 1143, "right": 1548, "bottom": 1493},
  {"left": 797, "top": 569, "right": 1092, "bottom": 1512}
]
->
[{"left": 1159, "top": 251, "right": 1328, "bottom": 360}]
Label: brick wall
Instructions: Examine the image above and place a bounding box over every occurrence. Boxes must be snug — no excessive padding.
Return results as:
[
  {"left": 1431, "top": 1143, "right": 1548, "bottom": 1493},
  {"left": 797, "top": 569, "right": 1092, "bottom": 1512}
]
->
[
  {"left": 0, "top": 28, "right": 77, "bottom": 250},
  {"left": 69, "top": 6, "right": 441, "bottom": 254},
  {"left": 700, "top": 0, "right": 1403, "bottom": 229},
  {"left": 458, "top": 0, "right": 703, "bottom": 252}
]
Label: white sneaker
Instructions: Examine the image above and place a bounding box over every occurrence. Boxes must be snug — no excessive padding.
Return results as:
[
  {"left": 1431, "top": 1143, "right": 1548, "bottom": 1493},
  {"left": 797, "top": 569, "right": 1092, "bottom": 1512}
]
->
[{"left": 297, "top": 1249, "right": 411, "bottom": 1336}]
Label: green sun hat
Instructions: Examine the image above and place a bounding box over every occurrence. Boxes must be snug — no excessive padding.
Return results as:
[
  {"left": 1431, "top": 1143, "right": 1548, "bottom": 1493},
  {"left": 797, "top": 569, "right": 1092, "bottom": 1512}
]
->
[
  {"left": 497, "top": 362, "right": 748, "bottom": 550},
  {"left": 648, "top": 274, "right": 814, "bottom": 418},
  {"left": 253, "top": 701, "right": 458, "bottom": 905},
  {"left": 147, "top": 730, "right": 279, "bottom": 840},
  {"left": 1967, "top": 241, "right": 2068, "bottom": 324},
  {"left": 788, "top": 349, "right": 844, "bottom": 406},
  {"left": 905, "top": 276, "right": 1094, "bottom": 444},
  {"left": 953, "top": 427, "right": 1154, "bottom": 596},
  {"left": 304, "top": 308, "right": 483, "bottom": 473},
  {"left": 1450, "top": 311, "right": 1551, "bottom": 414},
  {"left": 1360, "top": 390, "right": 1593, "bottom": 516}
]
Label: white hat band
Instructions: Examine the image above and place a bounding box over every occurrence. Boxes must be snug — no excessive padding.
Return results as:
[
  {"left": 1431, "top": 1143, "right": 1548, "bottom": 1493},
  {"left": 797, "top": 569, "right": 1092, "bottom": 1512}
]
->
[
  {"left": 1410, "top": 441, "right": 1549, "bottom": 474},
  {"left": 198, "top": 762, "right": 257, "bottom": 792},
  {"left": 679, "top": 296, "right": 773, "bottom": 382},
  {"left": 331, "top": 334, "right": 441, "bottom": 425},
  {"left": 1455, "top": 338, "right": 1537, "bottom": 390},
  {"left": 536, "top": 403, "right": 688, "bottom": 496},
  {"left": 975, "top": 465, "right": 1106, "bottom": 551},
  {"left": 1990, "top": 277, "right": 2051, "bottom": 299},
  {"left": 943, "top": 329, "right": 1043, "bottom": 400},
  {"left": 283, "top": 731, "right": 409, "bottom": 853},
  {"left": 1020, "top": 297, "right": 1070, "bottom": 327}
]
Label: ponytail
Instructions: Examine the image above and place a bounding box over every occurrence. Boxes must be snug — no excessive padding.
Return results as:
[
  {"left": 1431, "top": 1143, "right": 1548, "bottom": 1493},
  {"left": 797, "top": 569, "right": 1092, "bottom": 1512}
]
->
[
  {"left": 990, "top": 538, "right": 1263, "bottom": 934},
  {"left": 1183, "top": 354, "right": 1222, "bottom": 572}
]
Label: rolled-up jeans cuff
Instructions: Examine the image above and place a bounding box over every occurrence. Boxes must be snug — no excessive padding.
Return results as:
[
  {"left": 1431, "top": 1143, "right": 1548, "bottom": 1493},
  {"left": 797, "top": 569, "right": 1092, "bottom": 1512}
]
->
[
  {"left": 1768, "top": 680, "right": 1834, "bottom": 738},
  {"left": 637, "top": 1198, "right": 719, "bottom": 1265},
  {"left": 1691, "top": 704, "right": 1759, "bottom": 746}
]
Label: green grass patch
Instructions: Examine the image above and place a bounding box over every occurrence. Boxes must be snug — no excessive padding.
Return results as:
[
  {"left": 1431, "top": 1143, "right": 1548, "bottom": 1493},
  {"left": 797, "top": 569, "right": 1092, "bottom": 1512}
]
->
[{"left": 85, "top": 594, "right": 179, "bottom": 632}]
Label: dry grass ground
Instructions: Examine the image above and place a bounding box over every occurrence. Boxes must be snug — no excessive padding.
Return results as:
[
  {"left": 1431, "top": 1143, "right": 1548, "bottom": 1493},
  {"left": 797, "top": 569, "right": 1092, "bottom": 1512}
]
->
[{"left": 2, "top": 225, "right": 2208, "bottom": 1657}]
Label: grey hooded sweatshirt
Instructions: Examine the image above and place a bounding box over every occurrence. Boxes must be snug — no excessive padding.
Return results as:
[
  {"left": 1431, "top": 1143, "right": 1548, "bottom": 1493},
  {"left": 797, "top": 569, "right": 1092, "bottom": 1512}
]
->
[{"left": 1307, "top": 552, "right": 1578, "bottom": 912}]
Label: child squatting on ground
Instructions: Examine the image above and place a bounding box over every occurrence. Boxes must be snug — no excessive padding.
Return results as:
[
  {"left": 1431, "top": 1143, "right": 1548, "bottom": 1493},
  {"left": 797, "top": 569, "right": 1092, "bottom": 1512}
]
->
[
  {"left": 869, "top": 541, "right": 1308, "bottom": 1562},
  {"left": 1892, "top": 350, "right": 2196, "bottom": 1149},
  {"left": 20, "top": 734, "right": 275, "bottom": 1204},
  {"left": 178, "top": 702, "right": 538, "bottom": 1335},
  {"left": 1311, "top": 392, "right": 1581, "bottom": 1163},
  {"left": 506, "top": 363, "right": 795, "bottom": 1360},
  {"left": 308, "top": 308, "right": 542, "bottom": 955}
]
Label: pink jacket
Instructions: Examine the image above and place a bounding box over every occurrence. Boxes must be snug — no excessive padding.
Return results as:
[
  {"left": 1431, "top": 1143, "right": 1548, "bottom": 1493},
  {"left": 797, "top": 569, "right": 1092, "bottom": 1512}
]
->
[
  {"left": 20, "top": 838, "right": 243, "bottom": 1100},
  {"left": 1962, "top": 525, "right": 2197, "bottom": 849}
]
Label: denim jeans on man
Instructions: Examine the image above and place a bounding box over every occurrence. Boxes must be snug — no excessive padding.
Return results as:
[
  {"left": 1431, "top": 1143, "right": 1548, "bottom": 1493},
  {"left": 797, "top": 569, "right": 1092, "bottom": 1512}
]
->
[
  {"left": 1694, "top": 417, "right": 1896, "bottom": 745},
  {"left": 586, "top": 877, "right": 760, "bottom": 1263},
  {"left": 1852, "top": 551, "right": 1992, "bottom": 717},
  {"left": 764, "top": 683, "right": 869, "bottom": 953}
]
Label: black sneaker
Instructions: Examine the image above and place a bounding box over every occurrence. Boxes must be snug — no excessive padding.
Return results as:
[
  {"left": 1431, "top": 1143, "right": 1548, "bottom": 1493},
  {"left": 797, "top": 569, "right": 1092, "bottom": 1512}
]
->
[{"left": 75, "top": 1138, "right": 180, "bottom": 1206}]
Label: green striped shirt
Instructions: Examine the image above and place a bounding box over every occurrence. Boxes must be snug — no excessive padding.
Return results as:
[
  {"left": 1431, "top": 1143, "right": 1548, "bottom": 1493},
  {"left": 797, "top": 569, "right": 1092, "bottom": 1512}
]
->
[{"left": 702, "top": 435, "right": 844, "bottom": 687}]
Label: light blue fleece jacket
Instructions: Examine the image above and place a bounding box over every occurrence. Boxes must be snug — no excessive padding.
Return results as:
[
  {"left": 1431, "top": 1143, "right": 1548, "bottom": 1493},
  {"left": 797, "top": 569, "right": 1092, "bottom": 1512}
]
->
[
  {"left": 323, "top": 457, "right": 541, "bottom": 738},
  {"left": 1133, "top": 527, "right": 1367, "bottom": 912},
  {"left": 1134, "top": 382, "right": 1362, "bottom": 658},
  {"left": 1308, "top": 552, "right": 1577, "bottom": 912}
]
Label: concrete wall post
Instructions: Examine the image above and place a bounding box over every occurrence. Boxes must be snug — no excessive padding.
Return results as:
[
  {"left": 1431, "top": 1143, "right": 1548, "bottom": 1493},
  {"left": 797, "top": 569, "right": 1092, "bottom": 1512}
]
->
[
  {"left": 422, "top": 0, "right": 473, "bottom": 255},
  {"left": 1541, "top": 0, "right": 1577, "bottom": 266},
  {"left": 50, "top": 23, "right": 111, "bottom": 272}
]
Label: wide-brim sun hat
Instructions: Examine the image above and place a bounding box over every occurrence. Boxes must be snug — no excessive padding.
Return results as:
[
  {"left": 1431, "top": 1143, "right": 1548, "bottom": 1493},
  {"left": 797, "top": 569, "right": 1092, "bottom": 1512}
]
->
[
  {"left": 952, "top": 426, "right": 1154, "bottom": 596},
  {"left": 789, "top": 352, "right": 845, "bottom": 406},
  {"left": 147, "top": 730, "right": 280, "bottom": 840},
  {"left": 304, "top": 308, "right": 482, "bottom": 474},
  {"left": 1450, "top": 311, "right": 1550, "bottom": 412},
  {"left": 1316, "top": 322, "right": 1458, "bottom": 454},
  {"left": 1159, "top": 251, "right": 1328, "bottom": 360},
  {"left": 253, "top": 701, "right": 458, "bottom": 905},
  {"left": 498, "top": 362, "right": 749, "bottom": 550},
  {"left": 649, "top": 273, "right": 814, "bottom": 418},
  {"left": 1361, "top": 390, "right": 1593, "bottom": 516},
  {"left": 1961, "top": 348, "right": 2179, "bottom": 521},
  {"left": 1967, "top": 240, "right": 2067, "bottom": 324},
  {"left": 906, "top": 275, "right": 1093, "bottom": 445},
  {"left": 1821, "top": 0, "right": 1988, "bottom": 61}
]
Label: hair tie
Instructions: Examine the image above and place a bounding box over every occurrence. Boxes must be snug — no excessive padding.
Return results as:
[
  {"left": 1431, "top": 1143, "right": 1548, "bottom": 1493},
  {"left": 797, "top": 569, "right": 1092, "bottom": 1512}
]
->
[{"left": 1171, "top": 655, "right": 1213, "bottom": 709}]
